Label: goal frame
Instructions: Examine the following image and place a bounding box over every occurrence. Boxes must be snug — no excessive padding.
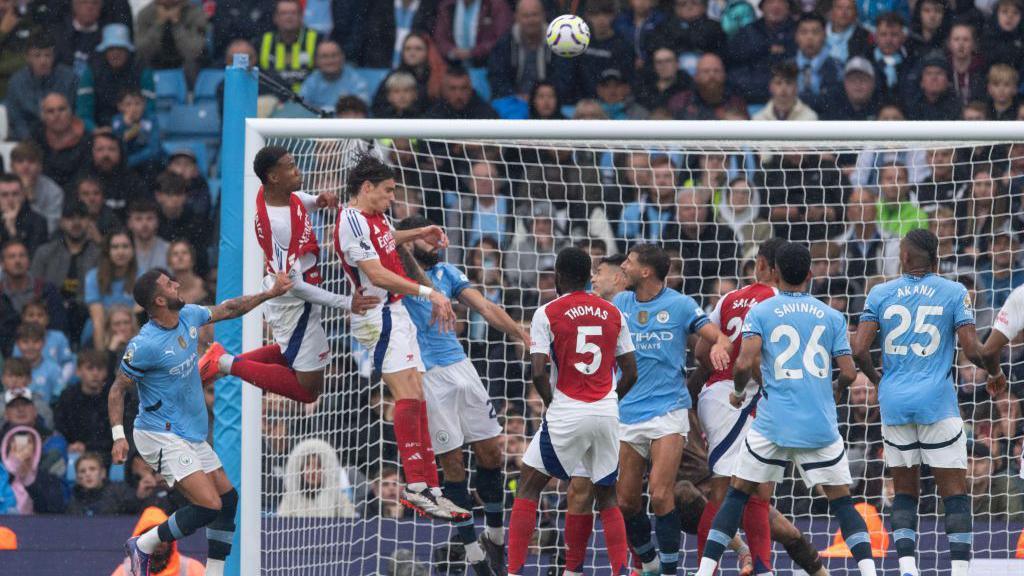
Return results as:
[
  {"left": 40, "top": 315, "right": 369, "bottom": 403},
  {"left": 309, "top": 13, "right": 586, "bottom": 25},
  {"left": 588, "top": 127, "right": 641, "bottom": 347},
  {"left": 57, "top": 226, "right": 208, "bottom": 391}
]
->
[{"left": 237, "top": 118, "right": 1024, "bottom": 574}]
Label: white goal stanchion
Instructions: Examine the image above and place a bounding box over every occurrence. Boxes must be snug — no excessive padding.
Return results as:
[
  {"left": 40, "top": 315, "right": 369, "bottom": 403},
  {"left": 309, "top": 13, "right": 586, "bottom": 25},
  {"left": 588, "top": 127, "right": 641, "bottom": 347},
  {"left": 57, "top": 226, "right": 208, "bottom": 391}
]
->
[{"left": 239, "top": 120, "right": 1024, "bottom": 575}]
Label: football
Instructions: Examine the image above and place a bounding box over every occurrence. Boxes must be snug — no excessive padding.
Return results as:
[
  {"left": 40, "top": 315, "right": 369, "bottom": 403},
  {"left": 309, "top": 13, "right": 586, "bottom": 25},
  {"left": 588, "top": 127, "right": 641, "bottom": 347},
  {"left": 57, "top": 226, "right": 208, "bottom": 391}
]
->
[{"left": 546, "top": 14, "right": 590, "bottom": 58}]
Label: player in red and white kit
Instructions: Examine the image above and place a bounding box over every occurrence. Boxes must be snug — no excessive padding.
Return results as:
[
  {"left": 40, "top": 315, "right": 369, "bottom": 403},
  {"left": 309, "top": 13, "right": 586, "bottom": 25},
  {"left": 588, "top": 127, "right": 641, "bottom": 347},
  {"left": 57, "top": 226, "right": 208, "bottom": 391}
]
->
[
  {"left": 335, "top": 154, "right": 467, "bottom": 521},
  {"left": 507, "top": 247, "right": 638, "bottom": 576}
]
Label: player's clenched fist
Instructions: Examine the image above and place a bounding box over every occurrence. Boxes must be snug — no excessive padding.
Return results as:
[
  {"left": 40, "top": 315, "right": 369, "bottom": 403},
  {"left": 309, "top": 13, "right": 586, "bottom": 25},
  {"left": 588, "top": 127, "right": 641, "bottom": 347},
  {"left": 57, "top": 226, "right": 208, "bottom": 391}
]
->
[
  {"left": 112, "top": 438, "right": 130, "bottom": 464},
  {"left": 268, "top": 271, "right": 294, "bottom": 297}
]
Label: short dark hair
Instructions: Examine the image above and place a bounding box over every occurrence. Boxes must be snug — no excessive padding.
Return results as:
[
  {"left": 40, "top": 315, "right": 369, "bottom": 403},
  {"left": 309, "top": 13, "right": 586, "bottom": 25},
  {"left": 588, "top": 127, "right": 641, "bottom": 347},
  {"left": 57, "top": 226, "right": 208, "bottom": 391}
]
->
[
  {"left": 600, "top": 253, "right": 626, "bottom": 267},
  {"left": 445, "top": 63, "right": 470, "bottom": 79},
  {"left": 555, "top": 246, "right": 592, "bottom": 290},
  {"left": 16, "top": 322, "right": 45, "bottom": 343},
  {"left": 155, "top": 171, "right": 187, "bottom": 195},
  {"left": 335, "top": 95, "right": 369, "bottom": 117},
  {"left": 10, "top": 141, "right": 42, "bottom": 164},
  {"left": 757, "top": 238, "right": 787, "bottom": 269},
  {"left": 628, "top": 244, "right": 671, "bottom": 281},
  {"left": 346, "top": 154, "right": 395, "bottom": 198},
  {"left": 395, "top": 214, "right": 434, "bottom": 231},
  {"left": 3, "top": 357, "right": 31, "bottom": 377},
  {"left": 92, "top": 131, "right": 120, "bottom": 148},
  {"left": 0, "top": 173, "right": 21, "bottom": 188},
  {"left": 118, "top": 87, "right": 144, "bottom": 103},
  {"left": 78, "top": 349, "right": 108, "bottom": 369},
  {"left": 770, "top": 61, "right": 799, "bottom": 83},
  {"left": 903, "top": 228, "right": 939, "bottom": 266},
  {"left": 28, "top": 30, "right": 56, "bottom": 50},
  {"left": 133, "top": 268, "right": 170, "bottom": 311},
  {"left": 876, "top": 11, "right": 905, "bottom": 28},
  {"left": 797, "top": 12, "right": 826, "bottom": 29},
  {"left": 253, "top": 145, "right": 290, "bottom": 184},
  {"left": 1, "top": 239, "right": 27, "bottom": 256},
  {"left": 127, "top": 198, "right": 160, "bottom": 217},
  {"left": 775, "top": 242, "right": 812, "bottom": 285}
]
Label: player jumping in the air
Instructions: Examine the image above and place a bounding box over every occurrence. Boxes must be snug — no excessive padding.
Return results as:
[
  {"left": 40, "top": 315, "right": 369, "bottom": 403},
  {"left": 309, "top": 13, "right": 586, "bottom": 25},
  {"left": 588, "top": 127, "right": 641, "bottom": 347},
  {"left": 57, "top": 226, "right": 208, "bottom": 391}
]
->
[
  {"left": 200, "top": 146, "right": 376, "bottom": 402},
  {"left": 853, "top": 229, "right": 991, "bottom": 576},
  {"left": 508, "top": 246, "right": 638, "bottom": 576},
  {"left": 396, "top": 215, "right": 530, "bottom": 576},
  {"left": 335, "top": 154, "right": 466, "bottom": 520},
  {"left": 111, "top": 268, "right": 293, "bottom": 576},
  {"left": 613, "top": 244, "right": 730, "bottom": 576},
  {"left": 697, "top": 242, "right": 878, "bottom": 576}
]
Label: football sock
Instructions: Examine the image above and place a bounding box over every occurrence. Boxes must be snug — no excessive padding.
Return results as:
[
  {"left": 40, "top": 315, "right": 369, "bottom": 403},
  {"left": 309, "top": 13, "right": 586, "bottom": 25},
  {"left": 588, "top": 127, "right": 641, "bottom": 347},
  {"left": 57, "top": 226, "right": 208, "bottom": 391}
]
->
[
  {"left": 697, "top": 487, "right": 750, "bottom": 576},
  {"left": 892, "top": 493, "right": 918, "bottom": 575},
  {"left": 655, "top": 508, "right": 681, "bottom": 574},
  {"left": 564, "top": 513, "right": 593, "bottom": 574},
  {"left": 943, "top": 494, "right": 972, "bottom": 576},
  {"left": 624, "top": 512, "right": 657, "bottom": 564},
  {"left": 231, "top": 347, "right": 315, "bottom": 403},
  {"left": 445, "top": 480, "right": 477, "bottom": 546},
  {"left": 743, "top": 496, "right": 772, "bottom": 574},
  {"left": 829, "top": 496, "right": 873, "bottom": 564},
  {"left": 600, "top": 506, "right": 629, "bottom": 573},
  {"left": 419, "top": 402, "right": 439, "bottom": 487},
  {"left": 392, "top": 399, "right": 426, "bottom": 486},
  {"left": 696, "top": 498, "right": 718, "bottom": 558},
  {"left": 475, "top": 466, "right": 505, "bottom": 543},
  {"left": 508, "top": 498, "right": 538, "bottom": 575}
]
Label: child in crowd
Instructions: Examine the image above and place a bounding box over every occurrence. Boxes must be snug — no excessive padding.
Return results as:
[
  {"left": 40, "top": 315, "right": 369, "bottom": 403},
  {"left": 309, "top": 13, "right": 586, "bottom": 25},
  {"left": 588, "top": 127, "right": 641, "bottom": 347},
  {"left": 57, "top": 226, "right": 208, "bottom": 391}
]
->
[
  {"left": 13, "top": 300, "right": 75, "bottom": 387},
  {"left": 2, "top": 358, "right": 54, "bottom": 427},
  {"left": 986, "top": 64, "right": 1019, "bottom": 120},
  {"left": 15, "top": 323, "right": 65, "bottom": 405},
  {"left": 110, "top": 88, "right": 162, "bottom": 178}
]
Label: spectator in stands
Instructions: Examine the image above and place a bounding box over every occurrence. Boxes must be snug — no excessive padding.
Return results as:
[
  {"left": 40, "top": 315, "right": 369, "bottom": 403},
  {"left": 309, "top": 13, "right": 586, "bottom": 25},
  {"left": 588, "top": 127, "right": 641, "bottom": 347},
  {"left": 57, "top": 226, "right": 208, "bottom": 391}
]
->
[
  {"left": 726, "top": 0, "right": 795, "bottom": 104},
  {"left": 372, "top": 32, "right": 445, "bottom": 114},
  {"left": 54, "top": 0, "right": 102, "bottom": 75},
  {"left": 0, "top": 0, "right": 34, "bottom": 99},
  {"left": 365, "top": 465, "right": 408, "bottom": 519},
  {"left": 154, "top": 171, "right": 210, "bottom": 275},
  {"left": 165, "top": 148, "right": 211, "bottom": 216},
  {"left": 6, "top": 32, "right": 78, "bottom": 142},
  {"left": 434, "top": 0, "right": 513, "bottom": 67},
  {"left": 614, "top": 0, "right": 667, "bottom": 70},
  {"left": 487, "top": 0, "right": 550, "bottom": 100},
  {"left": 167, "top": 240, "right": 207, "bottom": 304},
  {"left": 554, "top": 0, "right": 632, "bottom": 104},
  {"left": 985, "top": 63, "right": 1019, "bottom": 120},
  {"left": 126, "top": 199, "right": 169, "bottom": 274},
  {"left": 74, "top": 178, "right": 120, "bottom": 241},
  {"left": 278, "top": 438, "right": 357, "bottom": 517},
  {"left": 838, "top": 372, "right": 882, "bottom": 447},
  {"left": 33, "top": 92, "right": 91, "bottom": 190},
  {"left": 979, "top": 232, "right": 1023, "bottom": 310},
  {"left": 426, "top": 65, "right": 497, "bottom": 119},
  {"left": 54, "top": 351, "right": 111, "bottom": 462},
  {"left": 79, "top": 132, "right": 146, "bottom": 217},
  {"left": 967, "top": 441, "right": 1021, "bottom": 519},
  {"left": 527, "top": 80, "right": 564, "bottom": 119},
  {"left": 859, "top": 0, "right": 911, "bottom": 28},
  {"left": 29, "top": 0, "right": 132, "bottom": 31},
  {"left": 906, "top": 50, "right": 961, "bottom": 120},
  {"left": 299, "top": 41, "right": 370, "bottom": 111},
  {"left": 932, "top": 206, "right": 970, "bottom": 276},
  {"left": 15, "top": 300, "right": 74, "bottom": 386},
  {"left": 946, "top": 22, "right": 986, "bottom": 106},
  {"left": 506, "top": 201, "right": 568, "bottom": 289},
  {"left": 917, "top": 147, "right": 965, "bottom": 211},
  {"left": 839, "top": 187, "right": 901, "bottom": 279},
  {"left": 3, "top": 357, "right": 54, "bottom": 425},
  {"left": 661, "top": 186, "right": 738, "bottom": 299},
  {"left": 65, "top": 451, "right": 137, "bottom": 515},
  {"left": 110, "top": 88, "right": 162, "bottom": 180},
  {"left": 956, "top": 167, "right": 1008, "bottom": 257},
  {"left": 753, "top": 61, "right": 819, "bottom": 120},
  {"left": 348, "top": 0, "right": 438, "bottom": 68},
  {"left": 101, "top": 305, "right": 136, "bottom": 375},
  {"left": 30, "top": 201, "right": 97, "bottom": 344},
  {"left": 253, "top": 0, "right": 317, "bottom": 90},
  {"left": 77, "top": 23, "right": 155, "bottom": 132},
  {"left": 135, "top": 0, "right": 207, "bottom": 83},
  {"left": 794, "top": 13, "right": 844, "bottom": 115},
  {"left": 111, "top": 506, "right": 207, "bottom": 575},
  {"left": 17, "top": 322, "right": 63, "bottom": 404},
  {"left": 595, "top": 67, "right": 648, "bottom": 119},
  {"left": 668, "top": 52, "right": 746, "bottom": 119},
  {"left": 636, "top": 47, "right": 691, "bottom": 111},
  {"left": 0, "top": 174, "right": 48, "bottom": 256},
  {"left": 9, "top": 142, "right": 63, "bottom": 235},
  {"left": 962, "top": 99, "right": 988, "bottom": 120},
  {"left": 618, "top": 154, "right": 677, "bottom": 245},
  {"left": 651, "top": 0, "right": 726, "bottom": 59},
  {"left": 454, "top": 159, "right": 512, "bottom": 250},
  {"left": 823, "top": 56, "right": 881, "bottom": 120},
  {"left": 0, "top": 417, "right": 65, "bottom": 514},
  {"left": 876, "top": 163, "right": 929, "bottom": 236},
  {"left": 981, "top": 0, "right": 1024, "bottom": 69},
  {"left": 717, "top": 176, "right": 769, "bottom": 250},
  {"left": 84, "top": 229, "right": 136, "bottom": 350},
  {"left": 869, "top": 12, "right": 913, "bottom": 102},
  {"left": 210, "top": 0, "right": 276, "bottom": 60},
  {"left": 826, "top": 0, "right": 872, "bottom": 62},
  {"left": 0, "top": 239, "right": 65, "bottom": 351},
  {"left": 908, "top": 0, "right": 950, "bottom": 59}
]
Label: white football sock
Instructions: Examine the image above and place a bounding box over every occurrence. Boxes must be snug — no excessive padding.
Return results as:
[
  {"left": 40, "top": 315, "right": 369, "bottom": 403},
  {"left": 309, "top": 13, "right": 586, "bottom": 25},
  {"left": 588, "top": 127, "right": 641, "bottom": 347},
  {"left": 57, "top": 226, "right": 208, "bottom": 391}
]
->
[
  {"left": 137, "top": 526, "right": 162, "bottom": 554},
  {"left": 464, "top": 542, "right": 485, "bottom": 563},
  {"left": 641, "top": 558, "right": 660, "bottom": 573},
  {"left": 695, "top": 557, "right": 719, "bottom": 576},
  {"left": 857, "top": 558, "right": 877, "bottom": 576},
  {"left": 951, "top": 560, "right": 969, "bottom": 576},
  {"left": 205, "top": 559, "right": 225, "bottom": 576},
  {"left": 898, "top": 556, "right": 919, "bottom": 576},
  {"left": 484, "top": 525, "right": 504, "bottom": 545}
]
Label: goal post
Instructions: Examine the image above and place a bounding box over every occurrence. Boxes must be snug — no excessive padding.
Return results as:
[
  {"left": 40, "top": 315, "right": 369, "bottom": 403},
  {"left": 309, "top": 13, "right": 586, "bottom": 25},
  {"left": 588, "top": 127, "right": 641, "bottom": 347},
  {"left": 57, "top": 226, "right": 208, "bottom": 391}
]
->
[{"left": 235, "top": 118, "right": 1024, "bottom": 575}]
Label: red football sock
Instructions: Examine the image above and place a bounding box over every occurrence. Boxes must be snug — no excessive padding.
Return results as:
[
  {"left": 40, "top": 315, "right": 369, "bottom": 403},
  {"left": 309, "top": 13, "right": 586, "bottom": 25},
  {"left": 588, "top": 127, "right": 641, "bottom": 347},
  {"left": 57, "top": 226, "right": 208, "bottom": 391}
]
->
[
  {"left": 697, "top": 499, "right": 719, "bottom": 558},
  {"left": 230, "top": 350, "right": 315, "bottom": 403},
  {"left": 565, "top": 513, "right": 594, "bottom": 573},
  {"left": 508, "top": 498, "right": 538, "bottom": 575},
  {"left": 393, "top": 399, "right": 425, "bottom": 485},
  {"left": 418, "top": 401, "right": 439, "bottom": 487},
  {"left": 743, "top": 496, "right": 772, "bottom": 574},
  {"left": 600, "top": 506, "right": 629, "bottom": 574}
]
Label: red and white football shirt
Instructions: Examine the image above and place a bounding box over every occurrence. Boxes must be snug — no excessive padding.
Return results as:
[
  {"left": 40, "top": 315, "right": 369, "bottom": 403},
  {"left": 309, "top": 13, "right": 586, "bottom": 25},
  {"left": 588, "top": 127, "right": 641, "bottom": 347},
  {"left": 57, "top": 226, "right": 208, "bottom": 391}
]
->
[
  {"left": 706, "top": 282, "right": 778, "bottom": 388},
  {"left": 335, "top": 207, "right": 410, "bottom": 305}
]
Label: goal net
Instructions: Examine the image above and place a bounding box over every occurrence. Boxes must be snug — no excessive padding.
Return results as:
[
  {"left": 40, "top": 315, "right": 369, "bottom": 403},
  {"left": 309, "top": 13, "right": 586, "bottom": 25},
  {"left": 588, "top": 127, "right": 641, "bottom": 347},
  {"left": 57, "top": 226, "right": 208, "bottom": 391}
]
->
[{"left": 240, "top": 120, "right": 1024, "bottom": 575}]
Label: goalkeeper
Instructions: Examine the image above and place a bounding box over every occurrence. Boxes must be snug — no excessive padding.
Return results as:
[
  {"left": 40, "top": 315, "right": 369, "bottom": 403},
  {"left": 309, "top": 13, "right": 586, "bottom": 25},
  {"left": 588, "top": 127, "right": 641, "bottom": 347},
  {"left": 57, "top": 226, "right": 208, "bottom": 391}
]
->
[{"left": 396, "top": 215, "right": 530, "bottom": 576}]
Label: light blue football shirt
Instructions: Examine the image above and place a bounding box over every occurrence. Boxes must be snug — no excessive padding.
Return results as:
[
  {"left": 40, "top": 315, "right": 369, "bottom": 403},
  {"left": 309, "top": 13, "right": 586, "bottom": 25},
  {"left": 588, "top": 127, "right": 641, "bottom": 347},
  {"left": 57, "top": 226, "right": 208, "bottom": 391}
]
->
[
  {"left": 614, "top": 288, "right": 708, "bottom": 425},
  {"left": 404, "top": 263, "right": 472, "bottom": 371},
  {"left": 861, "top": 273, "right": 974, "bottom": 426},
  {"left": 743, "top": 292, "right": 851, "bottom": 449},
  {"left": 120, "top": 305, "right": 211, "bottom": 442}
]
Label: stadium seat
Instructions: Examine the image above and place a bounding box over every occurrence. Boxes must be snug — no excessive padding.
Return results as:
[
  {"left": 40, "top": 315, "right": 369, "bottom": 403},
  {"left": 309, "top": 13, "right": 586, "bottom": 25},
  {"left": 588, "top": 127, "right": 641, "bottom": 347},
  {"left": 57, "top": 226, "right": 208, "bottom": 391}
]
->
[
  {"left": 194, "top": 68, "right": 225, "bottom": 103},
  {"left": 350, "top": 67, "right": 389, "bottom": 100},
  {"left": 469, "top": 67, "right": 491, "bottom": 101},
  {"left": 208, "top": 177, "right": 220, "bottom": 207},
  {"left": 0, "top": 142, "right": 15, "bottom": 171},
  {"left": 747, "top": 103, "right": 765, "bottom": 118},
  {"left": 164, "top": 102, "right": 221, "bottom": 139},
  {"left": 152, "top": 68, "right": 188, "bottom": 109},
  {"left": 162, "top": 140, "right": 211, "bottom": 176},
  {"left": 0, "top": 104, "right": 7, "bottom": 141}
]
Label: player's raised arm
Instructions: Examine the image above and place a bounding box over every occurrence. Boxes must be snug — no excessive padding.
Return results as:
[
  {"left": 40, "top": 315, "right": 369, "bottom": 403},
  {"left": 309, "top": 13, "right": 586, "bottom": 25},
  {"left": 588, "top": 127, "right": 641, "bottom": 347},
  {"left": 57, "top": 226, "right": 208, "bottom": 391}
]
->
[
  {"left": 852, "top": 320, "right": 882, "bottom": 386},
  {"left": 107, "top": 368, "right": 136, "bottom": 464},
  {"left": 207, "top": 272, "right": 294, "bottom": 323},
  {"left": 459, "top": 287, "right": 531, "bottom": 344},
  {"left": 393, "top": 224, "right": 449, "bottom": 249}
]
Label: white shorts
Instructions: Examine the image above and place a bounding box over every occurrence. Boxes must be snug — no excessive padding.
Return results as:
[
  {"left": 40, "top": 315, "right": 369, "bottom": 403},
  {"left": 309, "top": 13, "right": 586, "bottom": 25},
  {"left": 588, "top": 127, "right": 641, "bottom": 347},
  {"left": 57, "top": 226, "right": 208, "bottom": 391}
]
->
[
  {"left": 883, "top": 417, "right": 967, "bottom": 469},
  {"left": 736, "top": 428, "right": 852, "bottom": 489},
  {"left": 698, "top": 382, "right": 758, "bottom": 477},
  {"left": 264, "top": 298, "right": 330, "bottom": 372},
  {"left": 350, "top": 302, "right": 424, "bottom": 375},
  {"left": 134, "top": 429, "right": 222, "bottom": 488},
  {"left": 523, "top": 411, "right": 620, "bottom": 486},
  {"left": 423, "top": 358, "right": 501, "bottom": 454},
  {"left": 619, "top": 408, "right": 690, "bottom": 460}
]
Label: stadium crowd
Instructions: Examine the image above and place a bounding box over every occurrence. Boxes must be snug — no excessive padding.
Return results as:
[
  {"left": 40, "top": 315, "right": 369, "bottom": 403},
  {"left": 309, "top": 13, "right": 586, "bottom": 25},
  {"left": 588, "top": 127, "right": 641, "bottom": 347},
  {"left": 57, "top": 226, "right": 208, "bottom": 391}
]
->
[{"left": 0, "top": 0, "right": 1022, "bottom": 569}]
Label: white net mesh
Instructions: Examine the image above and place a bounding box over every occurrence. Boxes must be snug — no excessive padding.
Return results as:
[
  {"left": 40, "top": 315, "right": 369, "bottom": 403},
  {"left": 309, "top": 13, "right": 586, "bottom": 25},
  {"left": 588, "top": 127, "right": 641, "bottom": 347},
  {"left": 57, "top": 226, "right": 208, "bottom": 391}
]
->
[{"left": 254, "top": 135, "right": 1024, "bottom": 575}]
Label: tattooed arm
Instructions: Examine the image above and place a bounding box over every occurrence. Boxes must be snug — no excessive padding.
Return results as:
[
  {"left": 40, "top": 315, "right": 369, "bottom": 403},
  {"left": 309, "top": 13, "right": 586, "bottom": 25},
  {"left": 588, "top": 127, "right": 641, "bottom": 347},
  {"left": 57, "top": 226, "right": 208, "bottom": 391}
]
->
[
  {"left": 207, "top": 272, "right": 293, "bottom": 323},
  {"left": 398, "top": 245, "right": 433, "bottom": 288}
]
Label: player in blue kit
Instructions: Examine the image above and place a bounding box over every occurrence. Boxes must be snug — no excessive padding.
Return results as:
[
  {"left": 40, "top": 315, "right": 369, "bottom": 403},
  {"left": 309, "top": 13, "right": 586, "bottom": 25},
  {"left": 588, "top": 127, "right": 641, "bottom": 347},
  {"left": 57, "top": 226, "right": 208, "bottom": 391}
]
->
[
  {"left": 853, "top": 229, "right": 989, "bottom": 576},
  {"left": 613, "top": 244, "right": 731, "bottom": 576},
  {"left": 396, "top": 216, "right": 529, "bottom": 576},
  {"left": 108, "top": 268, "right": 292, "bottom": 576},
  {"left": 696, "top": 242, "right": 877, "bottom": 576}
]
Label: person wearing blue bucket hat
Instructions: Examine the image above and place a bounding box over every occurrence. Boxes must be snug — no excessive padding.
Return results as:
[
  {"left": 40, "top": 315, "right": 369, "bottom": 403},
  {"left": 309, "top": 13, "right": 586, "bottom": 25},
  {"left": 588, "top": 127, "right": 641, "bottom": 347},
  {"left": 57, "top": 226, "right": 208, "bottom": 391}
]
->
[{"left": 77, "top": 23, "right": 156, "bottom": 130}]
